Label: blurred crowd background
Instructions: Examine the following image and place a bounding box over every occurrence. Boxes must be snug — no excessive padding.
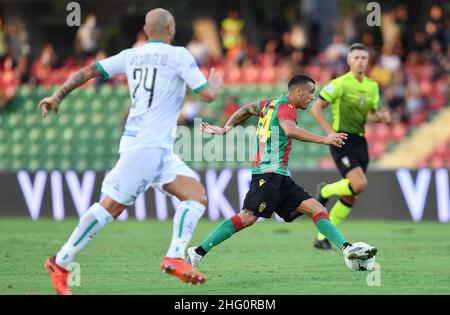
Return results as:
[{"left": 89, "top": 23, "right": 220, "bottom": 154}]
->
[{"left": 0, "top": 0, "right": 449, "bottom": 170}]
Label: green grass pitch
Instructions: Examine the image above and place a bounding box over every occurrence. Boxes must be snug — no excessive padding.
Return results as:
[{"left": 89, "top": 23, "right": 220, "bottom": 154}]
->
[{"left": 1, "top": 217, "right": 449, "bottom": 295}]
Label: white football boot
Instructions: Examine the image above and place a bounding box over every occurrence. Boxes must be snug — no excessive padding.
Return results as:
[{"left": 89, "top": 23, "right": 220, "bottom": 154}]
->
[
  {"left": 186, "top": 247, "right": 203, "bottom": 268},
  {"left": 343, "top": 242, "right": 377, "bottom": 260}
]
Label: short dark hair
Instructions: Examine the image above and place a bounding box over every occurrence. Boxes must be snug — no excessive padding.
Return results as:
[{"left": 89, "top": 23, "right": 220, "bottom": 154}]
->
[
  {"left": 288, "top": 74, "right": 315, "bottom": 91},
  {"left": 348, "top": 43, "right": 367, "bottom": 53}
]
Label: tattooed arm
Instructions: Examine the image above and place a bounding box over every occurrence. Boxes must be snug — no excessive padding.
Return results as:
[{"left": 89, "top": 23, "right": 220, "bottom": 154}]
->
[
  {"left": 201, "top": 102, "right": 261, "bottom": 135},
  {"left": 38, "top": 64, "right": 102, "bottom": 117}
]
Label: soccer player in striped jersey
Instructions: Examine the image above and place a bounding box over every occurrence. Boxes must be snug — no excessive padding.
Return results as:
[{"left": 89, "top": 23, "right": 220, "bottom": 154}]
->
[
  {"left": 38, "top": 8, "right": 223, "bottom": 294},
  {"left": 185, "top": 74, "right": 377, "bottom": 269}
]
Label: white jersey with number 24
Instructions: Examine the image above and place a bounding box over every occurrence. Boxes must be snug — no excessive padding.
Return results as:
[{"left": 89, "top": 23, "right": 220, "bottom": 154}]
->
[{"left": 96, "top": 41, "right": 208, "bottom": 153}]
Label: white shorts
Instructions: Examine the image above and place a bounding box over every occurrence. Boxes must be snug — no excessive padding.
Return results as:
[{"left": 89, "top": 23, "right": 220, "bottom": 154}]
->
[{"left": 102, "top": 148, "right": 199, "bottom": 206}]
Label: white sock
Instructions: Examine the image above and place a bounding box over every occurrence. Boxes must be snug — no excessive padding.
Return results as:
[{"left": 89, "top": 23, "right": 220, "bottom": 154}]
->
[
  {"left": 55, "top": 203, "right": 113, "bottom": 269},
  {"left": 166, "top": 200, "right": 205, "bottom": 259}
]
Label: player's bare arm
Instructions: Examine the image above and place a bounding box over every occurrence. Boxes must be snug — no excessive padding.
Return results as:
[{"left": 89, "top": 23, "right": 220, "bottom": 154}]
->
[
  {"left": 367, "top": 108, "right": 391, "bottom": 124},
  {"left": 197, "top": 68, "right": 224, "bottom": 103},
  {"left": 201, "top": 101, "right": 260, "bottom": 135},
  {"left": 38, "top": 64, "right": 102, "bottom": 117},
  {"left": 280, "top": 118, "right": 347, "bottom": 148},
  {"left": 310, "top": 97, "right": 335, "bottom": 135}
]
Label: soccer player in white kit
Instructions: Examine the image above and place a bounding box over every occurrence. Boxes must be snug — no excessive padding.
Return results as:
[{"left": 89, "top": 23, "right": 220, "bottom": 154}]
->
[{"left": 38, "top": 8, "right": 223, "bottom": 294}]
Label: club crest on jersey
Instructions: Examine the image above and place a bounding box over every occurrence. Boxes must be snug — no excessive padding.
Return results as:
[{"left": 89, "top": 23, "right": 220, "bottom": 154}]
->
[
  {"left": 258, "top": 202, "right": 267, "bottom": 213},
  {"left": 288, "top": 103, "right": 294, "bottom": 109},
  {"left": 259, "top": 179, "right": 266, "bottom": 187},
  {"left": 324, "top": 84, "right": 334, "bottom": 93},
  {"left": 358, "top": 97, "right": 366, "bottom": 106}
]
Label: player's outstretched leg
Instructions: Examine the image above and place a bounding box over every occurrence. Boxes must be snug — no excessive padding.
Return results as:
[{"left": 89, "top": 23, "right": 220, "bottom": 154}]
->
[
  {"left": 45, "top": 202, "right": 114, "bottom": 295},
  {"left": 186, "top": 211, "right": 256, "bottom": 268},
  {"left": 315, "top": 178, "right": 354, "bottom": 249},
  {"left": 297, "top": 198, "right": 377, "bottom": 262}
]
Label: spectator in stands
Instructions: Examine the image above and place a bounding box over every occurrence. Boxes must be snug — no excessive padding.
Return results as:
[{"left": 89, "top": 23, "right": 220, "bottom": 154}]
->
[
  {"left": 393, "top": 4, "right": 410, "bottom": 52},
  {"left": 361, "top": 31, "right": 378, "bottom": 59},
  {"left": 257, "top": 39, "right": 279, "bottom": 66},
  {"left": 225, "top": 36, "right": 257, "bottom": 66},
  {"left": 278, "top": 30, "right": 294, "bottom": 58},
  {"left": 75, "top": 13, "right": 101, "bottom": 60},
  {"left": 289, "top": 49, "right": 306, "bottom": 74},
  {"left": 30, "top": 44, "right": 58, "bottom": 86},
  {"left": 221, "top": 10, "right": 244, "bottom": 52},
  {"left": 412, "top": 30, "right": 429, "bottom": 53},
  {"left": 426, "top": 4, "right": 446, "bottom": 46},
  {"left": 325, "top": 34, "right": 348, "bottom": 62},
  {"left": 187, "top": 34, "right": 210, "bottom": 66},
  {"left": 405, "top": 79, "right": 425, "bottom": 118},
  {"left": 385, "top": 70, "right": 407, "bottom": 123},
  {"left": 219, "top": 96, "right": 240, "bottom": 127},
  {"left": 0, "top": 18, "right": 9, "bottom": 62},
  {"left": 0, "top": 56, "right": 20, "bottom": 109},
  {"left": 380, "top": 45, "right": 402, "bottom": 72},
  {"left": 178, "top": 94, "right": 200, "bottom": 126}
]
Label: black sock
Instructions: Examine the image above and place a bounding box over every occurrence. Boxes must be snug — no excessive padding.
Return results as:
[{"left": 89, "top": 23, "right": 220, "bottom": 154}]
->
[{"left": 195, "top": 246, "right": 207, "bottom": 257}]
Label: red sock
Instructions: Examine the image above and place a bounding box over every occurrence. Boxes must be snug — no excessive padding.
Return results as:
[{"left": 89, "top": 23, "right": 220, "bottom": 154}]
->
[{"left": 230, "top": 215, "right": 244, "bottom": 232}]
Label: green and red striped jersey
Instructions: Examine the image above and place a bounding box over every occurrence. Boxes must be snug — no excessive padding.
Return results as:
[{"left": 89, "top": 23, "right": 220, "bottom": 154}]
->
[{"left": 252, "top": 95, "right": 297, "bottom": 176}]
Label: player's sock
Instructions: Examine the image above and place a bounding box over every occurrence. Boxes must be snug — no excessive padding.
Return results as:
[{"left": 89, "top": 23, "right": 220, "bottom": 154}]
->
[
  {"left": 195, "top": 215, "right": 244, "bottom": 256},
  {"left": 55, "top": 203, "right": 113, "bottom": 269},
  {"left": 166, "top": 200, "right": 206, "bottom": 259},
  {"left": 321, "top": 179, "right": 353, "bottom": 199},
  {"left": 317, "top": 198, "right": 352, "bottom": 241},
  {"left": 312, "top": 212, "right": 348, "bottom": 249}
]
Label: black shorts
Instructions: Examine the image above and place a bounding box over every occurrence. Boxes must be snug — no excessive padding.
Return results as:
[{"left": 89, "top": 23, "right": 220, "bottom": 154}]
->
[
  {"left": 242, "top": 173, "right": 312, "bottom": 222},
  {"left": 330, "top": 133, "right": 369, "bottom": 177}
]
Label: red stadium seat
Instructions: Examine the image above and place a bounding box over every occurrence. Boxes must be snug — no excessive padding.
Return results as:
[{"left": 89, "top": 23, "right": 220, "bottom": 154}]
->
[
  {"left": 374, "top": 124, "right": 391, "bottom": 142},
  {"left": 392, "top": 123, "right": 407, "bottom": 141},
  {"left": 408, "top": 109, "right": 427, "bottom": 127},
  {"left": 369, "top": 141, "right": 387, "bottom": 159},
  {"left": 319, "top": 156, "right": 335, "bottom": 169},
  {"left": 364, "top": 124, "right": 375, "bottom": 141}
]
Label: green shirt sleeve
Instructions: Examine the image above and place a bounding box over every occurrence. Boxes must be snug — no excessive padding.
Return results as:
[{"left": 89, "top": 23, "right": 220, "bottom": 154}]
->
[{"left": 319, "top": 80, "right": 341, "bottom": 103}]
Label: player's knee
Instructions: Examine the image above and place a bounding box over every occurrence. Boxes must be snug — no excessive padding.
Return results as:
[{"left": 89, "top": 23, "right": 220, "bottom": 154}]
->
[
  {"left": 238, "top": 211, "right": 258, "bottom": 227},
  {"left": 193, "top": 193, "right": 208, "bottom": 207},
  {"left": 242, "top": 217, "right": 257, "bottom": 227},
  {"left": 350, "top": 180, "right": 368, "bottom": 194},
  {"left": 341, "top": 195, "right": 356, "bottom": 206},
  {"left": 316, "top": 206, "right": 328, "bottom": 216},
  {"left": 309, "top": 204, "right": 328, "bottom": 218},
  {"left": 180, "top": 191, "right": 208, "bottom": 207}
]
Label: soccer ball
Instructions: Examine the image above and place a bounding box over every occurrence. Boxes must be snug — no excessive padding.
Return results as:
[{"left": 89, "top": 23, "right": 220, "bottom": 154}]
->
[
  {"left": 344, "top": 242, "right": 377, "bottom": 271},
  {"left": 345, "top": 255, "right": 376, "bottom": 271}
]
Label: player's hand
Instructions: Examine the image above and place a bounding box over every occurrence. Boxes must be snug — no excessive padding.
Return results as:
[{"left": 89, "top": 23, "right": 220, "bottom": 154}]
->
[
  {"left": 208, "top": 68, "right": 224, "bottom": 89},
  {"left": 200, "top": 122, "right": 225, "bottom": 135},
  {"left": 379, "top": 108, "right": 391, "bottom": 124},
  {"left": 325, "top": 132, "right": 347, "bottom": 148},
  {"left": 38, "top": 95, "right": 60, "bottom": 118}
]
